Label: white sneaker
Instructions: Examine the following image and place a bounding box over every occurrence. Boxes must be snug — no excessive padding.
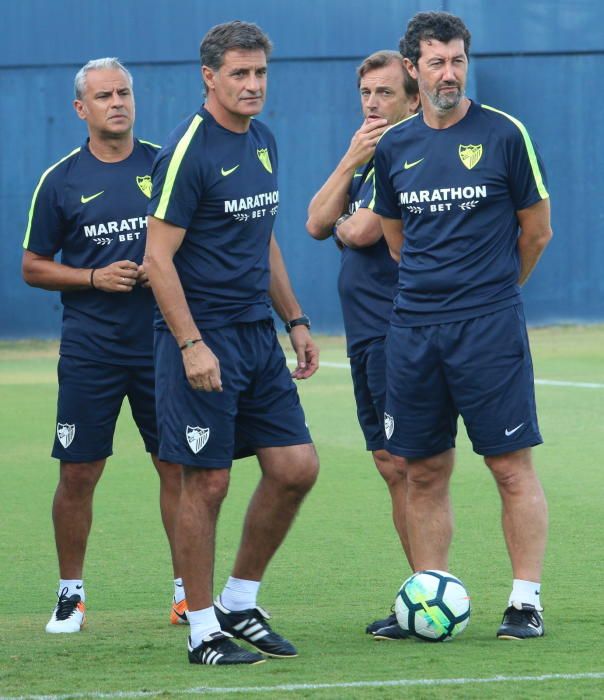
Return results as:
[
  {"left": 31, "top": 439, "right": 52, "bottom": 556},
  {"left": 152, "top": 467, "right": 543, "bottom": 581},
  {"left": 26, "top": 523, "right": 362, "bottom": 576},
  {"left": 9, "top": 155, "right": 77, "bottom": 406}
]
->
[{"left": 46, "top": 587, "right": 86, "bottom": 633}]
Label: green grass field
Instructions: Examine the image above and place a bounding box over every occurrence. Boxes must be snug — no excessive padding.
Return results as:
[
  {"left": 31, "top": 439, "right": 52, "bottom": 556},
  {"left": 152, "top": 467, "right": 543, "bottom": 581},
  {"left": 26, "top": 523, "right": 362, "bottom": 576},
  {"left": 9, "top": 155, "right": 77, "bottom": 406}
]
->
[{"left": 1, "top": 327, "right": 603, "bottom": 699}]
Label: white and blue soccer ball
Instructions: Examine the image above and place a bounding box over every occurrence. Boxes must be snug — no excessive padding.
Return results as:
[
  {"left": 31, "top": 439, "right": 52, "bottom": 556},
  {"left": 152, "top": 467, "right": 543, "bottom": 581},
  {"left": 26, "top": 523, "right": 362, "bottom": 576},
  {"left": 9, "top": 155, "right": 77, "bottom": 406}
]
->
[{"left": 395, "top": 570, "right": 471, "bottom": 642}]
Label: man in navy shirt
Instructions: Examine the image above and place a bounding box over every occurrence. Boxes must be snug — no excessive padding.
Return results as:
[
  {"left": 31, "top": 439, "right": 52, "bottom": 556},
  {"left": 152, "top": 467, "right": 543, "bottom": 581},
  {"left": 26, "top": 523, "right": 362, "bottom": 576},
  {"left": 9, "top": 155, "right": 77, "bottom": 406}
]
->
[
  {"left": 374, "top": 12, "right": 552, "bottom": 640},
  {"left": 22, "top": 58, "right": 183, "bottom": 634},
  {"left": 306, "top": 50, "right": 419, "bottom": 641},
  {"left": 146, "top": 21, "right": 319, "bottom": 666}
]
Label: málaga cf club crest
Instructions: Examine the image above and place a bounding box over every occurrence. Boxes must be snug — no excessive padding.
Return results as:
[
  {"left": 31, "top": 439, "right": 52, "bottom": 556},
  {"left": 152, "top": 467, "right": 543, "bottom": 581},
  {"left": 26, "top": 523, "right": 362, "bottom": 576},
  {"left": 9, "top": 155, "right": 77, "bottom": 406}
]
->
[
  {"left": 136, "top": 175, "right": 152, "bottom": 198},
  {"left": 57, "top": 423, "right": 75, "bottom": 449},
  {"left": 384, "top": 413, "right": 394, "bottom": 440},
  {"left": 186, "top": 425, "right": 210, "bottom": 454},
  {"left": 257, "top": 148, "right": 273, "bottom": 173},
  {"left": 458, "top": 144, "right": 483, "bottom": 170}
]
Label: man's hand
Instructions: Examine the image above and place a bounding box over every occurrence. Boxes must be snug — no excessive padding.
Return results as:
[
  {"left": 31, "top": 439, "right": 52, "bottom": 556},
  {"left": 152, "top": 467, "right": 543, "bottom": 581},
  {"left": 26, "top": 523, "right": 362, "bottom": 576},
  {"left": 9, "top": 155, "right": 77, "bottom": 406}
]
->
[
  {"left": 289, "top": 326, "right": 319, "bottom": 380},
  {"left": 92, "top": 260, "right": 139, "bottom": 292},
  {"left": 181, "top": 341, "right": 222, "bottom": 392},
  {"left": 342, "top": 117, "right": 389, "bottom": 170},
  {"left": 136, "top": 263, "right": 151, "bottom": 288}
]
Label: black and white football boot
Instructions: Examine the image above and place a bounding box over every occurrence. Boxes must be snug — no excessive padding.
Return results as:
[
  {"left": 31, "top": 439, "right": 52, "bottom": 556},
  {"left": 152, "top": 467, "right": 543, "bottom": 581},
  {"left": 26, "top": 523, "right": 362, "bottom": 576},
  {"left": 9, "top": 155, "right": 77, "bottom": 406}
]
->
[
  {"left": 214, "top": 597, "right": 298, "bottom": 658},
  {"left": 497, "top": 602, "right": 544, "bottom": 640},
  {"left": 187, "top": 631, "right": 266, "bottom": 665}
]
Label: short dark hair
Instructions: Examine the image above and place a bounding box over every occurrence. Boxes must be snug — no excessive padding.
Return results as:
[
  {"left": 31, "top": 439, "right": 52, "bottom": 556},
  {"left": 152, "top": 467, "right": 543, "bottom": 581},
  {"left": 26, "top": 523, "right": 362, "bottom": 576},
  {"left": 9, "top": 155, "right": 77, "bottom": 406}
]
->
[
  {"left": 357, "top": 50, "right": 418, "bottom": 98},
  {"left": 399, "top": 11, "right": 471, "bottom": 66},
  {"left": 200, "top": 20, "right": 273, "bottom": 72}
]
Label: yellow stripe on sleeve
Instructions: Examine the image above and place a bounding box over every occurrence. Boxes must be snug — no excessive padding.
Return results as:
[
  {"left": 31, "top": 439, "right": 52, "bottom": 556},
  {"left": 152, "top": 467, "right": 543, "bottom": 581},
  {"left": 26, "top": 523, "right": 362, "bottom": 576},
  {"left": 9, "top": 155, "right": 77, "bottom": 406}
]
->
[
  {"left": 23, "top": 147, "right": 81, "bottom": 249},
  {"left": 483, "top": 104, "right": 549, "bottom": 199},
  {"left": 153, "top": 115, "right": 203, "bottom": 220}
]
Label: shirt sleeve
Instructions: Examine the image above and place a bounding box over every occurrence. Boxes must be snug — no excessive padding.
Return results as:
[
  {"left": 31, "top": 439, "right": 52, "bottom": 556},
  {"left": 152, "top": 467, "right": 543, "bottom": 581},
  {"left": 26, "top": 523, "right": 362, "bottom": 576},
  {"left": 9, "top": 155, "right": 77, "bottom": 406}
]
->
[
  {"left": 372, "top": 138, "right": 400, "bottom": 219},
  {"left": 506, "top": 125, "right": 549, "bottom": 211},
  {"left": 148, "top": 116, "right": 205, "bottom": 229},
  {"left": 23, "top": 172, "right": 65, "bottom": 256},
  {"left": 358, "top": 170, "right": 376, "bottom": 210}
]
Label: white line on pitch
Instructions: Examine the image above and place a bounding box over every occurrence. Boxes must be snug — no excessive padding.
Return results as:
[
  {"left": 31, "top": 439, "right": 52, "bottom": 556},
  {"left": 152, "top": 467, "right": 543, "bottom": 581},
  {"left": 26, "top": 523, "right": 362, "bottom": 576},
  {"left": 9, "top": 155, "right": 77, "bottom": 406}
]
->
[
  {"left": 5, "top": 672, "right": 604, "bottom": 700},
  {"left": 286, "top": 358, "right": 604, "bottom": 389}
]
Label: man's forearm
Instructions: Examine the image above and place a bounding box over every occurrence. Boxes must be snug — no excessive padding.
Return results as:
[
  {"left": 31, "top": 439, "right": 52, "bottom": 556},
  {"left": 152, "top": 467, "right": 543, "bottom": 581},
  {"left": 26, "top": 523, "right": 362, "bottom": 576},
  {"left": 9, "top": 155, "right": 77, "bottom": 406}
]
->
[
  {"left": 336, "top": 208, "right": 383, "bottom": 249},
  {"left": 146, "top": 258, "right": 200, "bottom": 346},
  {"left": 269, "top": 235, "right": 303, "bottom": 321},
  {"left": 516, "top": 199, "right": 553, "bottom": 286},
  {"left": 518, "top": 232, "right": 552, "bottom": 286},
  {"left": 22, "top": 254, "right": 92, "bottom": 291},
  {"left": 306, "top": 159, "right": 356, "bottom": 238},
  {"left": 144, "top": 217, "right": 199, "bottom": 346}
]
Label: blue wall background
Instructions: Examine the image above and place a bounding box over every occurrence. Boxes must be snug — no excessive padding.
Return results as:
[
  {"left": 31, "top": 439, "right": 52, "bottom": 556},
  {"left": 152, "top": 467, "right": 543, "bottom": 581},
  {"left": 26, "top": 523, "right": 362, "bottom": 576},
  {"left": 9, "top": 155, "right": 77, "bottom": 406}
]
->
[{"left": 2, "top": 0, "right": 602, "bottom": 338}]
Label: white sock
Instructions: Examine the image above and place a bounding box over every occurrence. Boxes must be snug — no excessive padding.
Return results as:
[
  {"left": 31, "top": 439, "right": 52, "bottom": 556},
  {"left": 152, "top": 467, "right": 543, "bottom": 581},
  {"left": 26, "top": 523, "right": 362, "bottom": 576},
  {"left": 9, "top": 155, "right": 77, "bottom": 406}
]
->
[
  {"left": 59, "top": 579, "right": 85, "bottom": 602},
  {"left": 509, "top": 579, "right": 542, "bottom": 610},
  {"left": 188, "top": 606, "right": 221, "bottom": 647},
  {"left": 220, "top": 576, "right": 261, "bottom": 611},
  {"left": 173, "top": 577, "right": 186, "bottom": 604}
]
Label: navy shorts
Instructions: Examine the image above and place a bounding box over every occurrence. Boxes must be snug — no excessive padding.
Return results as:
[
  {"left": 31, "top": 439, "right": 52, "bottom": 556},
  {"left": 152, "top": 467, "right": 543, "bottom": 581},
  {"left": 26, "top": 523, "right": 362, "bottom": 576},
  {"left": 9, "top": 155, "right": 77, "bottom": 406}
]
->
[
  {"left": 53, "top": 355, "right": 158, "bottom": 462},
  {"left": 385, "top": 305, "right": 542, "bottom": 458},
  {"left": 154, "top": 320, "right": 312, "bottom": 468},
  {"left": 350, "top": 340, "right": 387, "bottom": 452}
]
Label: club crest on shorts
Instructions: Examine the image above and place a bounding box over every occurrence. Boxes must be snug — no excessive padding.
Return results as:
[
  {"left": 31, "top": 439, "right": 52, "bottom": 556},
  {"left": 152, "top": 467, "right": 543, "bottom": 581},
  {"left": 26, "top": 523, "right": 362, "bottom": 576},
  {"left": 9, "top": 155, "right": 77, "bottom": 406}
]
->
[
  {"left": 57, "top": 423, "right": 75, "bottom": 449},
  {"left": 458, "top": 144, "right": 483, "bottom": 170},
  {"left": 136, "top": 175, "right": 152, "bottom": 198},
  {"left": 186, "top": 425, "right": 210, "bottom": 454},
  {"left": 257, "top": 148, "right": 273, "bottom": 173},
  {"left": 384, "top": 413, "right": 394, "bottom": 440}
]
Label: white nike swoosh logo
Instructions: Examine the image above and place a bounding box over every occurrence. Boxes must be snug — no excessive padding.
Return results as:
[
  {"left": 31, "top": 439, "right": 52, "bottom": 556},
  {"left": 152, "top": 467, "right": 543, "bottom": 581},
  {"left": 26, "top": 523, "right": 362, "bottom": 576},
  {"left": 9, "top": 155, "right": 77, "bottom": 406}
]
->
[
  {"left": 404, "top": 158, "right": 424, "bottom": 170},
  {"left": 81, "top": 191, "right": 104, "bottom": 203},
  {"left": 505, "top": 423, "right": 525, "bottom": 436},
  {"left": 221, "top": 165, "right": 240, "bottom": 176}
]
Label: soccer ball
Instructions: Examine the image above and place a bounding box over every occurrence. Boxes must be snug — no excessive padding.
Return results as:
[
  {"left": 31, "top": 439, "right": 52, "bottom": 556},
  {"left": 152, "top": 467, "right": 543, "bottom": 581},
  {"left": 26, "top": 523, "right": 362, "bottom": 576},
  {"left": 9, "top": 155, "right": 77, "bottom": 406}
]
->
[{"left": 395, "top": 570, "right": 471, "bottom": 642}]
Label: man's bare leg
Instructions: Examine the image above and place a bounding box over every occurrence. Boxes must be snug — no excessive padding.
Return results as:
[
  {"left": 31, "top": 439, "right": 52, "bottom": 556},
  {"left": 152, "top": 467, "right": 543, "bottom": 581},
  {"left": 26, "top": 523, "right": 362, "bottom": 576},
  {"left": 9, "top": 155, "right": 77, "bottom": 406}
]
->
[
  {"left": 373, "top": 449, "right": 413, "bottom": 568},
  {"left": 400, "top": 449, "right": 455, "bottom": 571},
  {"left": 230, "top": 443, "right": 319, "bottom": 581},
  {"left": 485, "top": 448, "right": 548, "bottom": 582},
  {"left": 53, "top": 460, "right": 106, "bottom": 579}
]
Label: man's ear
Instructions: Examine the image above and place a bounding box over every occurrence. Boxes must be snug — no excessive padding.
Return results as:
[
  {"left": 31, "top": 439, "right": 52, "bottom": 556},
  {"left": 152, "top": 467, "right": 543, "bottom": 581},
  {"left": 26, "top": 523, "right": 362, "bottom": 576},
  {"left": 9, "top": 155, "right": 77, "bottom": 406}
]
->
[
  {"left": 73, "top": 99, "right": 87, "bottom": 121},
  {"left": 202, "top": 65, "right": 215, "bottom": 92}
]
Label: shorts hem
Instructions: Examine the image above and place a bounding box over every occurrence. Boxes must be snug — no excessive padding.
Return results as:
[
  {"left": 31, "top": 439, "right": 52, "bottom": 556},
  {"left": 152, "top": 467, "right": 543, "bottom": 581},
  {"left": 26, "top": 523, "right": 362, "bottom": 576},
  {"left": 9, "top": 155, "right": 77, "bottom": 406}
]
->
[
  {"left": 51, "top": 450, "right": 113, "bottom": 463},
  {"left": 475, "top": 436, "right": 543, "bottom": 457},
  {"left": 161, "top": 452, "right": 233, "bottom": 469},
  {"left": 248, "top": 437, "right": 314, "bottom": 452},
  {"left": 366, "top": 441, "right": 385, "bottom": 452},
  {"left": 386, "top": 443, "right": 454, "bottom": 459}
]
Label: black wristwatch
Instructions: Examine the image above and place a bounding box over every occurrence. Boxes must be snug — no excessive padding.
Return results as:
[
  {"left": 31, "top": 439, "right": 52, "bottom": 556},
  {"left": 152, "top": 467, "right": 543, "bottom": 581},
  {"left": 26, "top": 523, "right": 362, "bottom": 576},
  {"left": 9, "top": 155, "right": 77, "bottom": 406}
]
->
[{"left": 284, "top": 315, "right": 311, "bottom": 333}]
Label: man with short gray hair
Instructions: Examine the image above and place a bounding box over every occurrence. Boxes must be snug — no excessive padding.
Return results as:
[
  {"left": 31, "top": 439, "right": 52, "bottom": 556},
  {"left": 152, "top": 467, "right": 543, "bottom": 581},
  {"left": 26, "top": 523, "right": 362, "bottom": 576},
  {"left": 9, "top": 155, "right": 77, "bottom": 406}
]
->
[{"left": 22, "top": 58, "right": 183, "bottom": 634}]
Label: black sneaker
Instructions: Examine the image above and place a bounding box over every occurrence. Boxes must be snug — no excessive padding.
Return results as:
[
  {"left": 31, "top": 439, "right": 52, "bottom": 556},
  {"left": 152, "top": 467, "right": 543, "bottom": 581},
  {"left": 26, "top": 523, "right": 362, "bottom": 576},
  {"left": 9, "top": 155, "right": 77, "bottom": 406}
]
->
[
  {"left": 366, "top": 609, "right": 397, "bottom": 634},
  {"left": 187, "top": 632, "right": 266, "bottom": 665},
  {"left": 214, "top": 597, "right": 298, "bottom": 658},
  {"left": 372, "top": 623, "right": 410, "bottom": 640},
  {"left": 497, "top": 602, "right": 544, "bottom": 640}
]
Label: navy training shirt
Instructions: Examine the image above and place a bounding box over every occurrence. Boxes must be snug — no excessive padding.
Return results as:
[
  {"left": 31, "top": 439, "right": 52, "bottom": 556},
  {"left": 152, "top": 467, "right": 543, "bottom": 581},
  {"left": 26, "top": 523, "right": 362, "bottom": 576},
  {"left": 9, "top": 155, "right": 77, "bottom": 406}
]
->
[
  {"left": 373, "top": 101, "right": 549, "bottom": 326},
  {"left": 148, "top": 107, "right": 278, "bottom": 329},
  {"left": 337, "top": 160, "right": 398, "bottom": 357},
  {"left": 23, "top": 139, "right": 160, "bottom": 364}
]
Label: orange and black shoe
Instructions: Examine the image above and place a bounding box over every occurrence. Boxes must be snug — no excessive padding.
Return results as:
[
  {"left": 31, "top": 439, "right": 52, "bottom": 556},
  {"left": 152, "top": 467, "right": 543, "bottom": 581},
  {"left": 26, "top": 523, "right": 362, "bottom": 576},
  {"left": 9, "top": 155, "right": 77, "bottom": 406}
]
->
[{"left": 170, "top": 598, "right": 189, "bottom": 625}]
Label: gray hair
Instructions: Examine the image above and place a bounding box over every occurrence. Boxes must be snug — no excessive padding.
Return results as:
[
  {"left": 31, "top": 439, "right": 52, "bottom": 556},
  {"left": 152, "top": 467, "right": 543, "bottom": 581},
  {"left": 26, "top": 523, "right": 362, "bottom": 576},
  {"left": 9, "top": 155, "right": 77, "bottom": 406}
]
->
[{"left": 74, "top": 58, "right": 133, "bottom": 100}]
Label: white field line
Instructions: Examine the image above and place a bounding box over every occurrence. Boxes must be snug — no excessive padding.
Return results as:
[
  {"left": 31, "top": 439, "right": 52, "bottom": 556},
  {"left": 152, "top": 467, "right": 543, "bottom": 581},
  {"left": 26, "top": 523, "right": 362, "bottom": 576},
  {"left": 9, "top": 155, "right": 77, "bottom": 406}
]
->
[
  {"left": 5, "top": 672, "right": 604, "bottom": 700},
  {"left": 286, "top": 358, "right": 604, "bottom": 389}
]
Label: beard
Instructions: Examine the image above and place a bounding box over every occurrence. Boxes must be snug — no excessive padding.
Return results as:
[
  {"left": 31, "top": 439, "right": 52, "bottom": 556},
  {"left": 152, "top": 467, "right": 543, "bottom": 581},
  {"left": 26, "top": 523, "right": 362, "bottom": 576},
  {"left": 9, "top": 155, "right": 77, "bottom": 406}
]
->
[{"left": 427, "top": 83, "right": 464, "bottom": 112}]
